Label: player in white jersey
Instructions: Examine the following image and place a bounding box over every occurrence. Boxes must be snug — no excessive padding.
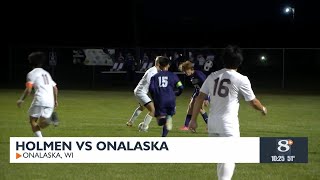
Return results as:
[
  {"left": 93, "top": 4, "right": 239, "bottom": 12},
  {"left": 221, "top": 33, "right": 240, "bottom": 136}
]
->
[
  {"left": 17, "top": 52, "right": 58, "bottom": 137},
  {"left": 126, "top": 56, "right": 161, "bottom": 131},
  {"left": 189, "top": 46, "right": 267, "bottom": 180}
]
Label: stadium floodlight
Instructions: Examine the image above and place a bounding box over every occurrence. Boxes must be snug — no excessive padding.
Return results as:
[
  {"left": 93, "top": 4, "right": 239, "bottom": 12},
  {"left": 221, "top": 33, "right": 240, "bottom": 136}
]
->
[
  {"left": 284, "top": 6, "right": 295, "bottom": 19},
  {"left": 260, "top": 55, "right": 267, "bottom": 63}
]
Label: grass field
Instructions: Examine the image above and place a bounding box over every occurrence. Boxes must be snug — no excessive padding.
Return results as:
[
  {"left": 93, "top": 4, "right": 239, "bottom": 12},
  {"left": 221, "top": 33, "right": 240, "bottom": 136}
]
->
[{"left": 0, "top": 89, "right": 319, "bottom": 180}]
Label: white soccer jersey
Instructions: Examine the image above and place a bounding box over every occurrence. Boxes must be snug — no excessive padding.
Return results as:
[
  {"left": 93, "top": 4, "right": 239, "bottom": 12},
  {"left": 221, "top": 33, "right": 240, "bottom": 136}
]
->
[
  {"left": 26, "top": 68, "right": 56, "bottom": 108},
  {"left": 200, "top": 68, "right": 256, "bottom": 135},
  {"left": 134, "top": 66, "right": 158, "bottom": 94}
]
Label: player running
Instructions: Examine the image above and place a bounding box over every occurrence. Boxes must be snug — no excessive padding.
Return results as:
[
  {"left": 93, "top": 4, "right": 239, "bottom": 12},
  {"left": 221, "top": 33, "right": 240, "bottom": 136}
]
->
[
  {"left": 126, "top": 56, "right": 160, "bottom": 132},
  {"left": 149, "top": 57, "right": 184, "bottom": 137},
  {"left": 16, "top": 52, "right": 59, "bottom": 137},
  {"left": 189, "top": 45, "right": 267, "bottom": 180},
  {"left": 179, "top": 61, "right": 209, "bottom": 131}
]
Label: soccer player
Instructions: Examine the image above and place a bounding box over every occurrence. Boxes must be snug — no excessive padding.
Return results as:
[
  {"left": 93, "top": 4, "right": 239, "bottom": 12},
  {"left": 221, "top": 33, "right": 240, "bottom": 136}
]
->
[
  {"left": 126, "top": 56, "right": 160, "bottom": 132},
  {"left": 16, "top": 52, "right": 58, "bottom": 137},
  {"left": 179, "top": 61, "right": 209, "bottom": 131},
  {"left": 189, "top": 45, "right": 267, "bottom": 180},
  {"left": 149, "top": 57, "right": 184, "bottom": 137}
]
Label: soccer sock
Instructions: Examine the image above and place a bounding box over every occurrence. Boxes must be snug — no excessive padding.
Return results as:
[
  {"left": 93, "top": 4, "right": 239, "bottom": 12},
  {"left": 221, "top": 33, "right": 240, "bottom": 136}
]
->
[
  {"left": 143, "top": 113, "right": 153, "bottom": 127},
  {"left": 166, "top": 115, "right": 173, "bottom": 131},
  {"left": 184, "top": 115, "right": 192, "bottom": 127},
  {"left": 34, "top": 131, "right": 43, "bottom": 137},
  {"left": 217, "top": 163, "right": 235, "bottom": 180},
  {"left": 162, "top": 125, "right": 169, "bottom": 137},
  {"left": 201, "top": 112, "right": 208, "bottom": 124},
  {"left": 129, "top": 107, "right": 142, "bottom": 123}
]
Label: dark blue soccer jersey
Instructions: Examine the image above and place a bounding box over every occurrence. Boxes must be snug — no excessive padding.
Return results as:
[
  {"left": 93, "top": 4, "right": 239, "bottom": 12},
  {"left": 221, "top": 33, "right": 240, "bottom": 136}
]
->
[
  {"left": 149, "top": 71, "right": 183, "bottom": 116},
  {"left": 190, "top": 70, "right": 207, "bottom": 96}
]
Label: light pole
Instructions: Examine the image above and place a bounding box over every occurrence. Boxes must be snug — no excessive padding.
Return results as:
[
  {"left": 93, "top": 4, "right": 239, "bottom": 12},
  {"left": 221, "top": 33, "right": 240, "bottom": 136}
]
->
[{"left": 284, "top": 6, "right": 295, "bottom": 20}]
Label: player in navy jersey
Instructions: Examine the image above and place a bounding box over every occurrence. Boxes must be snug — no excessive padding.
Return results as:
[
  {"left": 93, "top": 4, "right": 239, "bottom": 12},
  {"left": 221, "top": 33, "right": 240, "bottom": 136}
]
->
[
  {"left": 179, "top": 61, "right": 209, "bottom": 131},
  {"left": 149, "top": 57, "right": 184, "bottom": 137}
]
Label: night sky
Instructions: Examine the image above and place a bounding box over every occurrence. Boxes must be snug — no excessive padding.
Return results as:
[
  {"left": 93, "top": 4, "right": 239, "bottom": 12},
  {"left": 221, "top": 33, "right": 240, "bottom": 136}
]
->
[
  {"left": 6, "top": 0, "right": 320, "bottom": 47},
  {"left": 3, "top": 0, "right": 320, "bottom": 88}
]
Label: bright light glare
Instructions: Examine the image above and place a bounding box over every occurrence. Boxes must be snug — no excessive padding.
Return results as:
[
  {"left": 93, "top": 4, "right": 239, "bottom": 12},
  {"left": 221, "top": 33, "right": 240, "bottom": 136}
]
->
[{"left": 284, "top": 7, "right": 291, "bottom": 13}]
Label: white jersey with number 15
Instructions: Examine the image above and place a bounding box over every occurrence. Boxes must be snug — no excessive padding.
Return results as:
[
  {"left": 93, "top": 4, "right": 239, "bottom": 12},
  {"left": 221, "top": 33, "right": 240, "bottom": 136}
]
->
[
  {"left": 200, "top": 68, "right": 256, "bottom": 135},
  {"left": 27, "top": 68, "right": 56, "bottom": 108}
]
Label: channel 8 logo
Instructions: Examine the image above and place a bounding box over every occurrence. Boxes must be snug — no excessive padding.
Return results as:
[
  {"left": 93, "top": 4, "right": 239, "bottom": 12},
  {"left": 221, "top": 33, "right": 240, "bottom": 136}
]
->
[{"left": 276, "top": 139, "right": 293, "bottom": 155}]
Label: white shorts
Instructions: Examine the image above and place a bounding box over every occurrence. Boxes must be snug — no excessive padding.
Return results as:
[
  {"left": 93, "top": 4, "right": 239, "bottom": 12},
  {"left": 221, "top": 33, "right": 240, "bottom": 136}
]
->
[
  {"left": 134, "top": 92, "right": 152, "bottom": 106},
  {"left": 28, "top": 106, "right": 54, "bottom": 119}
]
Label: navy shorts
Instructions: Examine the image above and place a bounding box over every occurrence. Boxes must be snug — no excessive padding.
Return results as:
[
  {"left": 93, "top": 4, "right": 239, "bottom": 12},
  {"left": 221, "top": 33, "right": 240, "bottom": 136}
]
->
[{"left": 155, "top": 106, "right": 176, "bottom": 117}]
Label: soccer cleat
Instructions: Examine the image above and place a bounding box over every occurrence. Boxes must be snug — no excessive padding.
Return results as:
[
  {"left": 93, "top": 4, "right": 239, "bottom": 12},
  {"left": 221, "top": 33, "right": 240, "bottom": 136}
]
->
[
  {"left": 138, "top": 122, "right": 148, "bottom": 132},
  {"left": 166, "top": 118, "right": 173, "bottom": 131},
  {"left": 126, "top": 121, "right": 133, "bottom": 127},
  {"left": 179, "top": 126, "right": 189, "bottom": 131},
  {"left": 51, "top": 112, "right": 59, "bottom": 127}
]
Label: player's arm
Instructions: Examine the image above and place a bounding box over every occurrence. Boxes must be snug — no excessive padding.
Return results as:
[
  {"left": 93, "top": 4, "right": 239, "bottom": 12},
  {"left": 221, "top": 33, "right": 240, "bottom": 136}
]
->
[
  {"left": 189, "top": 92, "right": 207, "bottom": 131},
  {"left": 149, "top": 76, "right": 155, "bottom": 99},
  {"left": 198, "top": 71, "right": 210, "bottom": 103},
  {"left": 240, "top": 77, "right": 267, "bottom": 115},
  {"left": 250, "top": 98, "right": 267, "bottom": 115},
  {"left": 53, "top": 85, "right": 58, "bottom": 108},
  {"left": 17, "top": 82, "right": 33, "bottom": 108},
  {"left": 175, "top": 81, "right": 184, "bottom": 96},
  {"left": 189, "top": 76, "right": 211, "bottom": 131}
]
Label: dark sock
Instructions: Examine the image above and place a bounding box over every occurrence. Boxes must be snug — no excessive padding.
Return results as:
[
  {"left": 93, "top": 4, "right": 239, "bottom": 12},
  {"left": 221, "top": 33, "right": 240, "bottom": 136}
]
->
[
  {"left": 162, "top": 125, "right": 169, "bottom": 137},
  {"left": 184, "top": 115, "right": 192, "bottom": 127},
  {"left": 201, "top": 112, "right": 208, "bottom": 124},
  {"left": 158, "top": 118, "right": 166, "bottom": 126}
]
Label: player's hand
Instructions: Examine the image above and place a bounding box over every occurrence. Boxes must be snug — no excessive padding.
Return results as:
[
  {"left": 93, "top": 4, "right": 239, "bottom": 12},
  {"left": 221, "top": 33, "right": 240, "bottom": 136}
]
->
[
  {"left": 262, "top": 107, "right": 267, "bottom": 116},
  {"left": 16, "top": 100, "right": 24, "bottom": 108},
  {"left": 188, "top": 119, "right": 197, "bottom": 133},
  {"left": 203, "top": 100, "right": 209, "bottom": 107},
  {"left": 55, "top": 101, "right": 59, "bottom": 108}
]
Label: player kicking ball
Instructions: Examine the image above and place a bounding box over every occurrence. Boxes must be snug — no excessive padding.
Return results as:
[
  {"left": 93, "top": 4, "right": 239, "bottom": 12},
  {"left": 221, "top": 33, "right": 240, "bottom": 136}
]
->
[
  {"left": 126, "top": 56, "right": 161, "bottom": 132},
  {"left": 149, "top": 57, "right": 184, "bottom": 137},
  {"left": 189, "top": 45, "right": 267, "bottom": 180},
  {"left": 179, "top": 61, "right": 209, "bottom": 131},
  {"left": 16, "top": 52, "right": 59, "bottom": 137}
]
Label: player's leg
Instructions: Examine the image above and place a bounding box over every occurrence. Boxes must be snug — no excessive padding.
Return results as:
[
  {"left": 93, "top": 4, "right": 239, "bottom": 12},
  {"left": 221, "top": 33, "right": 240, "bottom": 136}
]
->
[
  {"left": 217, "top": 163, "right": 235, "bottom": 180},
  {"left": 29, "top": 116, "right": 42, "bottom": 137},
  {"left": 127, "top": 105, "right": 144, "bottom": 126},
  {"left": 139, "top": 101, "right": 155, "bottom": 131},
  {"left": 37, "top": 117, "right": 51, "bottom": 129},
  {"left": 127, "top": 93, "right": 145, "bottom": 126},
  {"left": 212, "top": 132, "right": 239, "bottom": 180},
  {"left": 28, "top": 106, "right": 44, "bottom": 137},
  {"left": 156, "top": 116, "right": 169, "bottom": 137},
  {"left": 35, "top": 107, "right": 54, "bottom": 136},
  {"left": 165, "top": 107, "right": 175, "bottom": 131},
  {"left": 180, "top": 98, "right": 194, "bottom": 130}
]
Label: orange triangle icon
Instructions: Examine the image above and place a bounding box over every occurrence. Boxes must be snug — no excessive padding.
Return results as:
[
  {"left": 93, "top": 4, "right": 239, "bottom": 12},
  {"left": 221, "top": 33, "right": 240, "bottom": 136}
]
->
[{"left": 16, "top": 153, "right": 21, "bottom": 159}]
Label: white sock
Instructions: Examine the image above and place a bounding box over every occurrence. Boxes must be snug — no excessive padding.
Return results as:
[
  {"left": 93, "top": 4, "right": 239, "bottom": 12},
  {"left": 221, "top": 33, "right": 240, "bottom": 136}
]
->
[
  {"left": 34, "top": 131, "right": 43, "bottom": 137},
  {"left": 142, "top": 113, "right": 153, "bottom": 127},
  {"left": 129, "top": 108, "right": 142, "bottom": 123},
  {"left": 217, "top": 163, "right": 235, "bottom": 180}
]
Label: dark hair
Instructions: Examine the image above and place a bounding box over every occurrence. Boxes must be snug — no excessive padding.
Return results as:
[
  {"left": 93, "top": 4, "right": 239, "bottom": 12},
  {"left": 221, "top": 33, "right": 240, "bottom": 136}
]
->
[
  {"left": 28, "top": 52, "right": 46, "bottom": 67},
  {"left": 157, "top": 56, "right": 170, "bottom": 68},
  {"left": 222, "top": 45, "right": 243, "bottom": 69}
]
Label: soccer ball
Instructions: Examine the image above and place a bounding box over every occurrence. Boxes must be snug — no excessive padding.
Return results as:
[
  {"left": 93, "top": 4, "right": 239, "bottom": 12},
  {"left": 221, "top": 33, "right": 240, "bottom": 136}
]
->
[{"left": 138, "top": 122, "right": 148, "bottom": 132}]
